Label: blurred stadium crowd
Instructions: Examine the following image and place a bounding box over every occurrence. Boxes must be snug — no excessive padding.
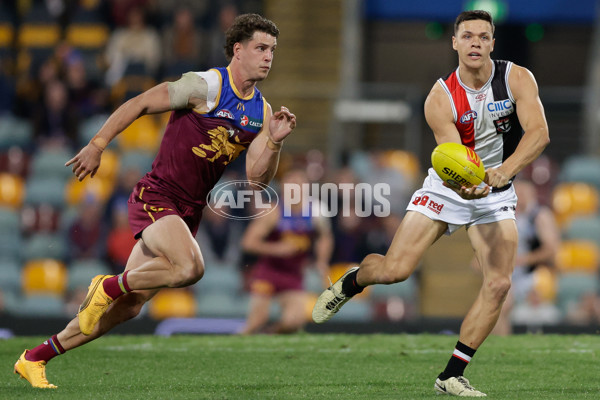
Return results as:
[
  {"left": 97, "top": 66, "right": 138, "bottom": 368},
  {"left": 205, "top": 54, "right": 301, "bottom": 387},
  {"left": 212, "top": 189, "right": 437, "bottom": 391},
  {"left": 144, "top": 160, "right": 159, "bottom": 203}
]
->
[{"left": 0, "top": 0, "right": 600, "bottom": 334}]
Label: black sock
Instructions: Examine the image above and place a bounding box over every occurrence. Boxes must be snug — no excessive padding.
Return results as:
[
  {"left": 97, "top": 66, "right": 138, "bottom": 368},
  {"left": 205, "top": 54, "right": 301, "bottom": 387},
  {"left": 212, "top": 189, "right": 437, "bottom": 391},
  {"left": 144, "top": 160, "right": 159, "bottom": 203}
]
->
[
  {"left": 341, "top": 269, "right": 364, "bottom": 297},
  {"left": 438, "top": 341, "right": 477, "bottom": 380}
]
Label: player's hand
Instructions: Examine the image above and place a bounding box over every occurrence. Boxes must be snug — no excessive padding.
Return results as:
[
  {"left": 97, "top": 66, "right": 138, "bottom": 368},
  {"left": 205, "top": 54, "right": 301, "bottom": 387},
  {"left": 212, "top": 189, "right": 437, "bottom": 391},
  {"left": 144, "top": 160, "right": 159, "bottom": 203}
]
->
[
  {"left": 484, "top": 167, "right": 511, "bottom": 188},
  {"left": 268, "top": 106, "right": 296, "bottom": 143},
  {"left": 65, "top": 143, "right": 103, "bottom": 181},
  {"left": 443, "top": 181, "right": 490, "bottom": 200}
]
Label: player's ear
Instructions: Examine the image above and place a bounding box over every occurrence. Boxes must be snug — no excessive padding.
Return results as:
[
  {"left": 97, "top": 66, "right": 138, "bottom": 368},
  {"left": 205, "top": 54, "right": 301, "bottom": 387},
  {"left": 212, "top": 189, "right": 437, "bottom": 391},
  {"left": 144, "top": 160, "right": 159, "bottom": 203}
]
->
[
  {"left": 490, "top": 38, "right": 495, "bottom": 53},
  {"left": 233, "top": 42, "right": 242, "bottom": 59},
  {"left": 452, "top": 36, "right": 458, "bottom": 51}
]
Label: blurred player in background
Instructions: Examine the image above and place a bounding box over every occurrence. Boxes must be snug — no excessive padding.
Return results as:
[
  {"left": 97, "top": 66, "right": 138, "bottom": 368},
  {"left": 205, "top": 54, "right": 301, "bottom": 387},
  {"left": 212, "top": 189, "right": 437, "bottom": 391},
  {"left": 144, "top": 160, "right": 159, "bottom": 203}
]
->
[
  {"left": 240, "top": 169, "right": 333, "bottom": 334},
  {"left": 312, "top": 10, "right": 549, "bottom": 397},
  {"left": 15, "top": 13, "right": 296, "bottom": 389}
]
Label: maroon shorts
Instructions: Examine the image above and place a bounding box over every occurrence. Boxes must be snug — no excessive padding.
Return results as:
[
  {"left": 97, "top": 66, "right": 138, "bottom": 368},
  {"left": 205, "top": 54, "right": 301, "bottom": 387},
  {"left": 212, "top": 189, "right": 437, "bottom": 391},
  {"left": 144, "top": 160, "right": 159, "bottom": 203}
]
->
[
  {"left": 128, "top": 181, "right": 203, "bottom": 239},
  {"left": 249, "top": 262, "right": 304, "bottom": 295}
]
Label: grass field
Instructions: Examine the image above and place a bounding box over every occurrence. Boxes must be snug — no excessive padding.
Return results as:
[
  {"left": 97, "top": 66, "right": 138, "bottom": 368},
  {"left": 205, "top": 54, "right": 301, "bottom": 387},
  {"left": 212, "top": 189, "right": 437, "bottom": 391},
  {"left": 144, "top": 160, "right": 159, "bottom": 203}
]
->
[{"left": 2, "top": 333, "right": 599, "bottom": 399}]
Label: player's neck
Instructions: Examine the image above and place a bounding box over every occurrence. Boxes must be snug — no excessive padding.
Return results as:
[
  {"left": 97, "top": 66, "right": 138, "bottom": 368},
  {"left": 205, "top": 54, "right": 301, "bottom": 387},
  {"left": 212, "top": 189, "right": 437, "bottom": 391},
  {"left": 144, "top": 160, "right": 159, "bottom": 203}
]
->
[
  {"left": 227, "top": 64, "right": 257, "bottom": 98},
  {"left": 457, "top": 60, "right": 493, "bottom": 91}
]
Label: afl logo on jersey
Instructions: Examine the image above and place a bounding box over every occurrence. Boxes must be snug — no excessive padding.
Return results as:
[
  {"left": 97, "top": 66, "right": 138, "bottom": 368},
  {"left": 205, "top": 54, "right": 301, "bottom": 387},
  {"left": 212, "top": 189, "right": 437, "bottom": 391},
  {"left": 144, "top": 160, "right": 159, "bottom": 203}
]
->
[
  {"left": 215, "top": 109, "right": 234, "bottom": 119},
  {"left": 240, "top": 115, "right": 249, "bottom": 126},
  {"left": 459, "top": 110, "right": 477, "bottom": 124}
]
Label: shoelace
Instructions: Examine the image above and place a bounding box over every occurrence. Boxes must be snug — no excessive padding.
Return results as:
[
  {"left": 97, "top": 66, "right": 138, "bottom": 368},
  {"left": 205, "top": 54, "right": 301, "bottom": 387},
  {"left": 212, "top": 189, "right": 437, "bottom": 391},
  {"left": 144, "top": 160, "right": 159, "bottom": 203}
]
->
[
  {"left": 457, "top": 377, "right": 475, "bottom": 391},
  {"left": 325, "top": 277, "right": 346, "bottom": 311}
]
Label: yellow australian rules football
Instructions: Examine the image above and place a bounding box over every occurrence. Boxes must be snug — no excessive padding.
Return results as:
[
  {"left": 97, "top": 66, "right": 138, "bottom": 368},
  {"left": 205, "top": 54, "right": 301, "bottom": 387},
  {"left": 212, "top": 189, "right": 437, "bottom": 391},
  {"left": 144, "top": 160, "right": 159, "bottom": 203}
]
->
[{"left": 431, "top": 142, "right": 485, "bottom": 188}]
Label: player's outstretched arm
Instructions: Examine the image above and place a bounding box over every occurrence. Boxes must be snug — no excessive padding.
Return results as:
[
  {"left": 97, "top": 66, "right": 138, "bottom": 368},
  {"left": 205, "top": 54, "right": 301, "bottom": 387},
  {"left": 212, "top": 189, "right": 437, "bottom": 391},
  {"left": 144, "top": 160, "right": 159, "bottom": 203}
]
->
[
  {"left": 65, "top": 83, "right": 172, "bottom": 181},
  {"left": 246, "top": 103, "right": 296, "bottom": 185},
  {"left": 488, "top": 65, "right": 550, "bottom": 186}
]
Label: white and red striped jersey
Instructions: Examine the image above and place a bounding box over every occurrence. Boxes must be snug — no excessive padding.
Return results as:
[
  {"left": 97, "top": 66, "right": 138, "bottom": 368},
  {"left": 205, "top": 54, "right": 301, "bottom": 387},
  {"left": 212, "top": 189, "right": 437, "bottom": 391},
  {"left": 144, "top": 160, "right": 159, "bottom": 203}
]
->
[{"left": 437, "top": 60, "right": 523, "bottom": 172}]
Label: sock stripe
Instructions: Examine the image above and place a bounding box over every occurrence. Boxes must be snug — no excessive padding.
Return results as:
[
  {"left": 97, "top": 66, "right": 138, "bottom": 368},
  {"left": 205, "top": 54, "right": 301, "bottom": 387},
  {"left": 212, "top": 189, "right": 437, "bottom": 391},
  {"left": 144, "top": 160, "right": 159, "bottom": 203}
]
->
[
  {"left": 49, "top": 336, "right": 64, "bottom": 355},
  {"left": 452, "top": 349, "right": 472, "bottom": 363}
]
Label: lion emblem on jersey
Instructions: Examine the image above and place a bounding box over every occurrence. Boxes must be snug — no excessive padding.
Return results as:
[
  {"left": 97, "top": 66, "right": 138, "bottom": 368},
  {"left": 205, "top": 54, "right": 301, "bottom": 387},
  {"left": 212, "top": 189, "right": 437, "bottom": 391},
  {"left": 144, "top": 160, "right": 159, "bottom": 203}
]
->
[{"left": 192, "top": 126, "right": 250, "bottom": 164}]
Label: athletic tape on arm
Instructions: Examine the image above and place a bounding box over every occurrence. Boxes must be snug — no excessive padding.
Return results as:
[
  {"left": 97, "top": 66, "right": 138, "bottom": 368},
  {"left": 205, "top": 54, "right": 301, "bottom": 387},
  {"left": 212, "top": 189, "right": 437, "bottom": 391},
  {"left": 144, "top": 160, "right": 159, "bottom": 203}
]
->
[{"left": 167, "top": 72, "right": 208, "bottom": 110}]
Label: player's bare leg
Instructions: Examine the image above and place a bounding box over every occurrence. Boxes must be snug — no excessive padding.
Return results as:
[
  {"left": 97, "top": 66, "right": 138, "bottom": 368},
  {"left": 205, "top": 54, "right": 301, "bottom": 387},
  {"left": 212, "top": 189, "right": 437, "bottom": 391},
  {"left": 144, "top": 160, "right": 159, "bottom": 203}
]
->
[
  {"left": 272, "top": 290, "right": 307, "bottom": 333},
  {"left": 460, "top": 219, "right": 517, "bottom": 348},
  {"left": 435, "top": 219, "right": 517, "bottom": 397},
  {"left": 312, "top": 212, "right": 445, "bottom": 323},
  {"left": 15, "top": 239, "right": 160, "bottom": 388},
  {"left": 240, "top": 293, "right": 272, "bottom": 334},
  {"left": 78, "top": 215, "right": 205, "bottom": 335}
]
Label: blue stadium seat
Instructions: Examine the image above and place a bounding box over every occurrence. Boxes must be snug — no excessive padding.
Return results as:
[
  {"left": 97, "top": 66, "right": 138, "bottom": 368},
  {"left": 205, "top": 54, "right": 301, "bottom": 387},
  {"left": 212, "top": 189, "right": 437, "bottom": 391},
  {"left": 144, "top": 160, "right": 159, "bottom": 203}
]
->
[
  {"left": 24, "top": 177, "right": 66, "bottom": 208},
  {"left": 330, "top": 300, "right": 372, "bottom": 322},
  {"left": 369, "top": 275, "right": 418, "bottom": 301},
  {"left": 119, "top": 151, "right": 154, "bottom": 175},
  {"left": 29, "top": 148, "right": 73, "bottom": 181},
  {"left": 0, "top": 257, "right": 21, "bottom": 293},
  {"left": 556, "top": 273, "right": 599, "bottom": 314},
  {"left": 78, "top": 114, "right": 113, "bottom": 148},
  {"left": 563, "top": 216, "right": 600, "bottom": 247},
  {"left": 22, "top": 233, "right": 68, "bottom": 262},
  {"left": 11, "top": 294, "right": 66, "bottom": 317},
  {"left": 68, "top": 259, "right": 111, "bottom": 290},
  {"left": 197, "top": 263, "right": 242, "bottom": 295},
  {"left": 304, "top": 268, "right": 325, "bottom": 293},
  {"left": 196, "top": 292, "right": 248, "bottom": 318},
  {"left": 0, "top": 231, "right": 22, "bottom": 261},
  {"left": 0, "top": 114, "right": 33, "bottom": 150},
  {"left": 559, "top": 155, "right": 600, "bottom": 189},
  {"left": 0, "top": 206, "right": 20, "bottom": 232}
]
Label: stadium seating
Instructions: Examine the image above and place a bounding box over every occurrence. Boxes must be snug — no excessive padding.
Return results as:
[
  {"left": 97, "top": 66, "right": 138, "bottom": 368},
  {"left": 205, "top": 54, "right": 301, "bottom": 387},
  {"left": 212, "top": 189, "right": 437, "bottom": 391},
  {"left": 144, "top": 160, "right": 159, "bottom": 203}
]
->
[
  {"left": 0, "top": 115, "right": 33, "bottom": 150},
  {"left": 551, "top": 182, "right": 599, "bottom": 226},
  {"left": 0, "top": 257, "right": 22, "bottom": 294},
  {"left": 15, "top": 294, "right": 66, "bottom": 317},
  {"left": 556, "top": 273, "right": 599, "bottom": 314},
  {"left": 29, "top": 148, "right": 74, "bottom": 181},
  {"left": 20, "top": 203, "right": 60, "bottom": 234},
  {"left": 196, "top": 292, "right": 248, "bottom": 319},
  {"left": 22, "top": 259, "right": 68, "bottom": 296},
  {"left": 24, "top": 177, "right": 67, "bottom": 208},
  {"left": 67, "top": 259, "right": 112, "bottom": 291},
  {"left": 118, "top": 115, "right": 162, "bottom": 154},
  {"left": 0, "top": 206, "right": 20, "bottom": 232},
  {"left": 119, "top": 151, "right": 154, "bottom": 175},
  {"left": 555, "top": 240, "right": 599, "bottom": 273},
  {"left": 78, "top": 114, "right": 112, "bottom": 148},
  {"left": 0, "top": 231, "right": 22, "bottom": 261},
  {"left": 563, "top": 216, "right": 600, "bottom": 247},
  {"left": 65, "top": 175, "right": 114, "bottom": 206},
  {"left": 0, "top": 173, "right": 25, "bottom": 209},
  {"left": 196, "top": 263, "right": 242, "bottom": 296},
  {"left": 558, "top": 155, "right": 600, "bottom": 190},
  {"left": 22, "top": 233, "right": 68, "bottom": 262},
  {"left": 149, "top": 289, "right": 197, "bottom": 320}
]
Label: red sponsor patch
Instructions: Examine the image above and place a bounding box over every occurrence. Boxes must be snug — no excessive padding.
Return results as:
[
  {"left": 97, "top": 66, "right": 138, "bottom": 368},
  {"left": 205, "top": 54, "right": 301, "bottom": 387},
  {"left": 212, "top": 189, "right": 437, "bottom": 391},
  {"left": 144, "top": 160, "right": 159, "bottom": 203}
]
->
[{"left": 240, "top": 115, "right": 249, "bottom": 126}]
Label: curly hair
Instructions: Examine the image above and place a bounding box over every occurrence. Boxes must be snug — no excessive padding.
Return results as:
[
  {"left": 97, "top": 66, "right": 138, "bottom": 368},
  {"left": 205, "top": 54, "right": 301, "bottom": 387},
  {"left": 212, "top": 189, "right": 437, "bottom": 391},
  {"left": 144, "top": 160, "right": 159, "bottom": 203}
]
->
[
  {"left": 454, "top": 10, "right": 495, "bottom": 35},
  {"left": 224, "top": 13, "right": 279, "bottom": 61}
]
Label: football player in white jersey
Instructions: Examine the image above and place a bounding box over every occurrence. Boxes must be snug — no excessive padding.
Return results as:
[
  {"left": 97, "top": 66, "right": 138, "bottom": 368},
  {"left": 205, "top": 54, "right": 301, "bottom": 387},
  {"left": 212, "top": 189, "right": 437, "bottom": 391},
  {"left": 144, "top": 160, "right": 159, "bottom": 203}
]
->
[{"left": 312, "top": 10, "right": 549, "bottom": 397}]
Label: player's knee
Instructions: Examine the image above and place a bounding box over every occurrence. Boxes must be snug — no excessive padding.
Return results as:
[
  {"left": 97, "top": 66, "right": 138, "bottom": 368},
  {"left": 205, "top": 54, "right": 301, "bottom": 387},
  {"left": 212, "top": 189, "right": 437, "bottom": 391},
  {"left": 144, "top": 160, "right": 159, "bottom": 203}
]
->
[
  {"left": 170, "top": 257, "right": 205, "bottom": 287},
  {"left": 485, "top": 277, "right": 511, "bottom": 304}
]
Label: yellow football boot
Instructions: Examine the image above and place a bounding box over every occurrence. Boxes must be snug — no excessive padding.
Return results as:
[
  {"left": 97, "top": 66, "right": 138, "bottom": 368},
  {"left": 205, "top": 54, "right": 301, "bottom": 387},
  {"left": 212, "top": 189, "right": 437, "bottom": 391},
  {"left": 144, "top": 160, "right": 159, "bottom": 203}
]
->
[
  {"left": 78, "top": 275, "right": 114, "bottom": 335},
  {"left": 14, "top": 350, "right": 57, "bottom": 389}
]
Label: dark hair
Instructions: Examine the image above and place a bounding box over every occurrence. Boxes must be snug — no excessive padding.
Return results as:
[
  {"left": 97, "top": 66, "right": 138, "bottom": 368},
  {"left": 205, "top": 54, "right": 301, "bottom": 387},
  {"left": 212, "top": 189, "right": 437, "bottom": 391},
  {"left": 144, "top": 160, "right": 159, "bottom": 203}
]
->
[
  {"left": 224, "top": 13, "right": 279, "bottom": 61},
  {"left": 454, "top": 10, "right": 495, "bottom": 36}
]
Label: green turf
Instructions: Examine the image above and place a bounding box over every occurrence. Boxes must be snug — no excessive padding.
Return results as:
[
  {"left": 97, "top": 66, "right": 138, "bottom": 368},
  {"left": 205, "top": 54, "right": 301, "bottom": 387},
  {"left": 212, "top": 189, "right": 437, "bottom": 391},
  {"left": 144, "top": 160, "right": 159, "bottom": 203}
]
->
[{"left": 2, "top": 333, "right": 599, "bottom": 399}]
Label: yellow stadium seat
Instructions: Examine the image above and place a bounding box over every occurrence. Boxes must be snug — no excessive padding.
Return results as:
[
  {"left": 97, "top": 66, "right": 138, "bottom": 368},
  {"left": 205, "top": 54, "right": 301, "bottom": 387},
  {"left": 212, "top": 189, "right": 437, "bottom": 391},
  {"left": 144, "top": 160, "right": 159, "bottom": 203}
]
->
[
  {"left": 552, "top": 183, "right": 599, "bottom": 226},
  {"left": 118, "top": 115, "right": 161, "bottom": 153},
  {"left": 555, "top": 240, "right": 599, "bottom": 273},
  {"left": 380, "top": 150, "right": 421, "bottom": 182},
  {"left": 0, "top": 172, "right": 25, "bottom": 209},
  {"left": 0, "top": 23, "right": 14, "bottom": 48},
  {"left": 65, "top": 176, "right": 114, "bottom": 206},
  {"left": 149, "top": 289, "right": 197, "bottom": 320},
  {"left": 65, "top": 24, "right": 109, "bottom": 49},
  {"left": 93, "top": 149, "right": 120, "bottom": 182},
  {"left": 328, "top": 263, "right": 370, "bottom": 299},
  {"left": 22, "top": 259, "right": 68, "bottom": 296},
  {"left": 17, "top": 23, "right": 60, "bottom": 48},
  {"left": 532, "top": 266, "right": 557, "bottom": 303}
]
